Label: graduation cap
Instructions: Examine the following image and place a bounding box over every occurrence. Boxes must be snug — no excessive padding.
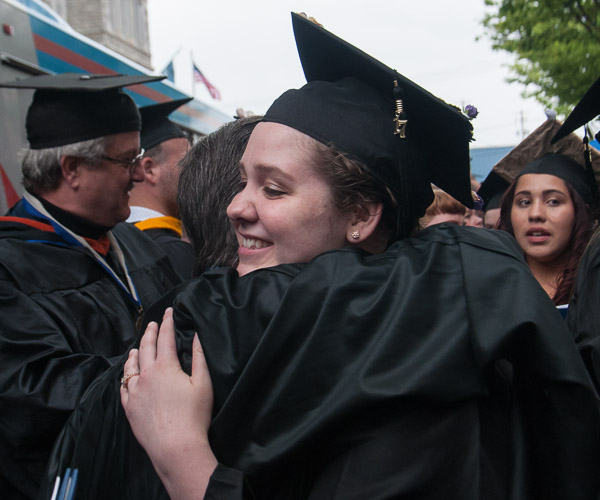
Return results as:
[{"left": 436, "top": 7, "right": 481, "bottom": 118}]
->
[
  {"left": 139, "top": 97, "right": 192, "bottom": 150},
  {"left": 520, "top": 153, "right": 595, "bottom": 203},
  {"left": 477, "top": 171, "right": 509, "bottom": 211},
  {"left": 0, "top": 73, "right": 165, "bottom": 149},
  {"left": 262, "top": 13, "right": 474, "bottom": 218},
  {"left": 551, "top": 76, "right": 600, "bottom": 144},
  {"left": 550, "top": 76, "right": 600, "bottom": 202},
  {"left": 480, "top": 117, "right": 600, "bottom": 204}
]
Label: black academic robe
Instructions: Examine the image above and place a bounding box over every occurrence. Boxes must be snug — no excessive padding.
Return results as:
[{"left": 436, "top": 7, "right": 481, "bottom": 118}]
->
[
  {"left": 0, "top": 205, "right": 180, "bottom": 499},
  {"left": 40, "top": 224, "right": 600, "bottom": 499},
  {"left": 132, "top": 219, "right": 195, "bottom": 280},
  {"left": 567, "top": 234, "right": 600, "bottom": 394}
]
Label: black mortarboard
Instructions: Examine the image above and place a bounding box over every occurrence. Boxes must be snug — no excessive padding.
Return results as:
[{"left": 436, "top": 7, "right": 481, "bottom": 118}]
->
[
  {"left": 477, "top": 171, "right": 509, "bottom": 211},
  {"left": 520, "top": 153, "right": 594, "bottom": 203},
  {"left": 139, "top": 97, "right": 192, "bottom": 150},
  {"left": 552, "top": 76, "right": 600, "bottom": 144},
  {"left": 263, "top": 13, "right": 474, "bottom": 217},
  {"left": 0, "top": 73, "right": 165, "bottom": 149},
  {"left": 483, "top": 118, "right": 600, "bottom": 204}
]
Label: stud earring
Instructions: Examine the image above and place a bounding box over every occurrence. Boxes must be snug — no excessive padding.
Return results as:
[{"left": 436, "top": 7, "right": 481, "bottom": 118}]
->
[{"left": 351, "top": 230, "right": 360, "bottom": 240}]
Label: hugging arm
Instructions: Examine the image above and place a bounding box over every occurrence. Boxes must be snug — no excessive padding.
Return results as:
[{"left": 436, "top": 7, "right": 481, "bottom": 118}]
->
[{"left": 120, "top": 308, "right": 218, "bottom": 499}]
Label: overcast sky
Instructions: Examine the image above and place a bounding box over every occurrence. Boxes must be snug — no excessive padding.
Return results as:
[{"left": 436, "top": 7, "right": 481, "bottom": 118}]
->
[{"left": 147, "top": 0, "right": 550, "bottom": 148}]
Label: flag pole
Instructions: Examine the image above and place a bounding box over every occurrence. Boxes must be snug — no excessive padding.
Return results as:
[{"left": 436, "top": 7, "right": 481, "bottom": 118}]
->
[
  {"left": 161, "top": 46, "right": 181, "bottom": 69},
  {"left": 190, "top": 50, "right": 195, "bottom": 97},
  {"left": 158, "top": 46, "right": 181, "bottom": 83}
]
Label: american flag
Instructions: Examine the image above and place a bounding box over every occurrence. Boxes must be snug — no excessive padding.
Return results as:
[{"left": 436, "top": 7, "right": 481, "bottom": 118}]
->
[{"left": 193, "top": 63, "right": 221, "bottom": 100}]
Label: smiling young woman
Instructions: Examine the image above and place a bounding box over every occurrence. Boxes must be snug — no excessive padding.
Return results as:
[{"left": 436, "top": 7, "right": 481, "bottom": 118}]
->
[
  {"left": 498, "top": 153, "right": 595, "bottom": 305},
  {"left": 40, "top": 14, "right": 600, "bottom": 500},
  {"left": 226, "top": 121, "right": 391, "bottom": 276},
  {"left": 227, "top": 123, "right": 363, "bottom": 276}
]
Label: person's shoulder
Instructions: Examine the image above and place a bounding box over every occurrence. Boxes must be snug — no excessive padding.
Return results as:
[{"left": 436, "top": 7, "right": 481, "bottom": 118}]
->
[
  {"left": 579, "top": 233, "right": 600, "bottom": 272},
  {"left": 181, "top": 263, "right": 303, "bottom": 292},
  {"left": 0, "top": 215, "right": 65, "bottom": 277},
  {"left": 142, "top": 227, "right": 181, "bottom": 242},
  {"left": 113, "top": 220, "right": 148, "bottom": 239},
  {"left": 281, "top": 225, "right": 524, "bottom": 282},
  {"left": 112, "top": 222, "right": 165, "bottom": 255},
  {"left": 410, "top": 223, "right": 522, "bottom": 260},
  {"left": 173, "top": 264, "right": 302, "bottom": 314},
  {"left": 113, "top": 222, "right": 182, "bottom": 278},
  {"left": 0, "top": 214, "right": 55, "bottom": 240}
]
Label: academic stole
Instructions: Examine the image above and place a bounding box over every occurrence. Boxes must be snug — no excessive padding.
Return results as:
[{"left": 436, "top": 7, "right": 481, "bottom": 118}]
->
[{"left": 22, "top": 191, "right": 142, "bottom": 311}]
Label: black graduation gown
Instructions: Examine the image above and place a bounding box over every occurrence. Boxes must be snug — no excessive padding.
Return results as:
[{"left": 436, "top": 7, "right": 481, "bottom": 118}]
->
[
  {"left": 40, "top": 224, "right": 600, "bottom": 499},
  {"left": 0, "top": 206, "right": 180, "bottom": 499},
  {"left": 567, "top": 234, "right": 600, "bottom": 394},
  {"left": 137, "top": 226, "right": 195, "bottom": 280}
]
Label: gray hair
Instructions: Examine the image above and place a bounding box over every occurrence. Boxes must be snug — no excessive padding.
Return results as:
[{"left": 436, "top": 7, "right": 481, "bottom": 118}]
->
[
  {"left": 177, "top": 116, "right": 261, "bottom": 275},
  {"left": 21, "top": 137, "right": 107, "bottom": 193},
  {"left": 143, "top": 142, "right": 164, "bottom": 162}
]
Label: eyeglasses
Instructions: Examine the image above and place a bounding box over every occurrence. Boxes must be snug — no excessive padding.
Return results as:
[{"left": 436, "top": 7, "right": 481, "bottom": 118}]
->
[{"left": 101, "top": 149, "right": 145, "bottom": 170}]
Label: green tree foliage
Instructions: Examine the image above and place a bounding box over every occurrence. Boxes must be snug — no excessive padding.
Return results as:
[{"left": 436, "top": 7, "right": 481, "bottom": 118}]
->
[{"left": 482, "top": 0, "right": 600, "bottom": 115}]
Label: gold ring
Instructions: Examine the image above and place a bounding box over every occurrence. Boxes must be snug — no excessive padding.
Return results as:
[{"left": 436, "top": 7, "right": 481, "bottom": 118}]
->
[{"left": 120, "top": 372, "right": 140, "bottom": 389}]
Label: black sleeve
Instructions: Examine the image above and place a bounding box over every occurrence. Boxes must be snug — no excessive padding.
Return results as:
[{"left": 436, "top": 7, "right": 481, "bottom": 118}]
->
[
  {"left": 205, "top": 464, "right": 245, "bottom": 500},
  {"left": 567, "top": 237, "right": 600, "bottom": 394}
]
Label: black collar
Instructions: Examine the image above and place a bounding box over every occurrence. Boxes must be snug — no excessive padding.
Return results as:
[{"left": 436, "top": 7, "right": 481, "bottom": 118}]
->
[{"left": 33, "top": 192, "right": 112, "bottom": 239}]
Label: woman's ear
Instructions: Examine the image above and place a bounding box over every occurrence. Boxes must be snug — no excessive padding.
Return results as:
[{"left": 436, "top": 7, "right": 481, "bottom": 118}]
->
[{"left": 345, "top": 202, "right": 383, "bottom": 245}]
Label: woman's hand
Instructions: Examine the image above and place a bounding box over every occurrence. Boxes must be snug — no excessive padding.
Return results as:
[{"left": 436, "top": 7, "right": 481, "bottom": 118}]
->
[{"left": 121, "top": 307, "right": 218, "bottom": 499}]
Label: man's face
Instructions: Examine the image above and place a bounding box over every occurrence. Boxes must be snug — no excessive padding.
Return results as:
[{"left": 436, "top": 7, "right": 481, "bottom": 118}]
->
[
  {"left": 75, "top": 131, "right": 144, "bottom": 227},
  {"left": 156, "top": 137, "right": 190, "bottom": 217}
]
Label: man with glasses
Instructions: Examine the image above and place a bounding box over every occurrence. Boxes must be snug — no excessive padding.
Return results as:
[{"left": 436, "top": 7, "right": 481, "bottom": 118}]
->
[
  {"left": 127, "top": 98, "right": 195, "bottom": 278},
  {"left": 0, "top": 74, "right": 182, "bottom": 499}
]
